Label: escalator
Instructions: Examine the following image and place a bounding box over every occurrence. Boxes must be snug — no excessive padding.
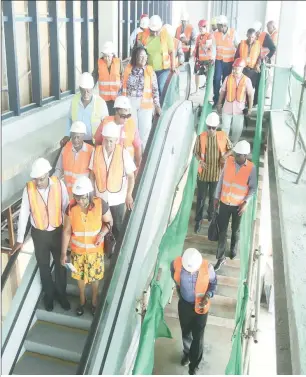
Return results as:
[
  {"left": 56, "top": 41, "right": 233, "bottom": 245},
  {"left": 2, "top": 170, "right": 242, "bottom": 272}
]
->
[{"left": 1, "top": 64, "right": 192, "bottom": 375}]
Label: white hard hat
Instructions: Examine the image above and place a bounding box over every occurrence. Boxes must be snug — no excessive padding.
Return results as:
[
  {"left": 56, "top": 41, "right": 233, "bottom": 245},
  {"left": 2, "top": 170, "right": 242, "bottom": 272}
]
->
[
  {"left": 79, "top": 72, "right": 94, "bottom": 89},
  {"left": 114, "top": 96, "right": 131, "bottom": 109},
  {"left": 182, "top": 248, "right": 203, "bottom": 273},
  {"left": 70, "top": 121, "right": 86, "bottom": 134},
  {"left": 72, "top": 176, "right": 93, "bottom": 196},
  {"left": 102, "top": 121, "right": 120, "bottom": 138},
  {"left": 30, "top": 158, "right": 52, "bottom": 179},
  {"left": 149, "top": 15, "right": 162, "bottom": 32},
  {"left": 181, "top": 12, "right": 189, "bottom": 21},
  {"left": 102, "top": 41, "right": 115, "bottom": 55},
  {"left": 217, "top": 15, "right": 228, "bottom": 24},
  {"left": 163, "top": 24, "right": 175, "bottom": 38},
  {"left": 252, "top": 21, "right": 262, "bottom": 32},
  {"left": 206, "top": 112, "right": 220, "bottom": 128},
  {"left": 140, "top": 16, "right": 149, "bottom": 29},
  {"left": 233, "top": 140, "right": 251, "bottom": 154}
]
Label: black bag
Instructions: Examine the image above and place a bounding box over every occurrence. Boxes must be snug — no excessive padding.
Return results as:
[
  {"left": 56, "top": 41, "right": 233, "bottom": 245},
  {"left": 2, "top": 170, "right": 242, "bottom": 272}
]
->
[
  {"left": 104, "top": 223, "right": 116, "bottom": 259},
  {"left": 208, "top": 212, "right": 219, "bottom": 242}
]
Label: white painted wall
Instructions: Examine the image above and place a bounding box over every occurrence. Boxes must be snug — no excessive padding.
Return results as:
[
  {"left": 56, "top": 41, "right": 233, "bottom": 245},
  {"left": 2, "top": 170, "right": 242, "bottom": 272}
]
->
[
  {"left": 236, "top": 0, "right": 267, "bottom": 39},
  {"left": 171, "top": 1, "right": 210, "bottom": 32}
]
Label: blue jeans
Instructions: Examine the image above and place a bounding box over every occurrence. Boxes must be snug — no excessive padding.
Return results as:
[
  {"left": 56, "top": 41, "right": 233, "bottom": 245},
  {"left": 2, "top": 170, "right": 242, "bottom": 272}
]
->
[
  {"left": 155, "top": 69, "right": 170, "bottom": 97},
  {"left": 213, "top": 60, "right": 233, "bottom": 105}
]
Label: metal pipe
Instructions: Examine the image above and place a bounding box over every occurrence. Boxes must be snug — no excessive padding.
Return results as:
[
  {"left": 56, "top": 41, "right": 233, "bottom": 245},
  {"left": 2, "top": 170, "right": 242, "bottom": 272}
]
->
[
  {"left": 296, "top": 155, "right": 306, "bottom": 184},
  {"left": 254, "top": 247, "right": 263, "bottom": 339},
  {"left": 293, "top": 64, "right": 306, "bottom": 152}
]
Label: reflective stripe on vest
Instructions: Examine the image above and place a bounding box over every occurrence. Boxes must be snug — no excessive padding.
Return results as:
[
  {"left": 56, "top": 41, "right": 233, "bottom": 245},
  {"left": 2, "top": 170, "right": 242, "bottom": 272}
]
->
[
  {"left": 176, "top": 24, "right": 193, "bottom": 52},
  {"left": 71, "top": 93, "right": 103, "bottom": 140},
  {"left": 93, "top": 145, "right": 124, "bottom": 193},
  {"left": 69, "top": 197, "right": 104, "bottom": 254},
  {"left": 62, "top": 141, "right": 93, "bottom": 198},
  {"left": 215, "top": 29, "right": 236, "bottom": 62},
  {"left": 98, "top": 58, "right": 121, "bottom": 101},
  {"left": 198, "top": 131, "right": 228, "bottom": 174},
  {"left": 220, "top": 156, "right": 254, "bottom": 206},
  {"left": 239, "top": 40, "right": 260, "bottom": 69},
  {"left": 100, "top": 116, "right": 136, "bottom": 159},
  {"left": 197, "top": 33, "right": 213, "bottom": 61},
  {"left": 122, "top": 64, "right": 154, "bottom": 110},
  {"left": 226, "top": 74, "right": 247, "bottom": 103},
  {"left": 173, "top": 256, "right": 210, "bottom": 315},
  {"left": 27, "top": 176, "right": 62, "bottom": 230}
]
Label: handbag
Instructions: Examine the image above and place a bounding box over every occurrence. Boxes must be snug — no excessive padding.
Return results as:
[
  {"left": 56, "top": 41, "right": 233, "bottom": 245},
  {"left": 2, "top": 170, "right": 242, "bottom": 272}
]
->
[
  {"left": 104, "top": 223, "right": 116, "bottom": 259},
  {"left": 208, "top": 212, "right": 219, "bottom": 242}
]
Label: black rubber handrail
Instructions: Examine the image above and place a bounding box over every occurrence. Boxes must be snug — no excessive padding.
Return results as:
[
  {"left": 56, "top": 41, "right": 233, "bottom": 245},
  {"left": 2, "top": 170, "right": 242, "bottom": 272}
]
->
[{"left": 77, "top": 65, "right": 191, "bottom": 374}]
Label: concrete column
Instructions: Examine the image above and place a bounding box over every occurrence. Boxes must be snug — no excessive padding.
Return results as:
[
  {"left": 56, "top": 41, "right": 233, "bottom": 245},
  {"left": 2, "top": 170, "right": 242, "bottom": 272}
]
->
[
  {"left": 271, "top": 1, "right": 298, "bottom": 110},
  {"left": 98, "top": 1, "right": 119, "bottom": 56}
]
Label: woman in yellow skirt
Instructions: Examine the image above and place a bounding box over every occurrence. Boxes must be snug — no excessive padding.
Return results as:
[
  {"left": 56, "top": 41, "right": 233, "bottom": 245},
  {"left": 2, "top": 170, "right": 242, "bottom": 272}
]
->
[{"left": 61, "top": 176, "right": 113, "bottom": 316}]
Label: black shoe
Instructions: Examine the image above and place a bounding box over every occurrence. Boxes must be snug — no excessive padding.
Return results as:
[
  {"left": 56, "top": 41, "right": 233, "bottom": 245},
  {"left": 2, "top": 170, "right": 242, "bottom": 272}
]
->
[
  {"left": 189, "top": 367, "right": 199, "bottom": 375},
  {"left": 44, "top": 296, "right": 54, "bottom": 312},
  {"left": 214, "top": 258, "right": 226, "bottom": 272},
  {"left": 91, "top": 304, "right": 96, "bottom": 316},
  {"left": 76, "top": 302, "right": 86, "bottom": 316},
  {"left": 181, "top": 353, "right": 189, "bottom": 366},
  {"left": 57, "top": 295, "right": 71, "bottom": 310},
  {"left": 229, "top": 251, "right": 237, "bottom": 260},
  {"left": 207, "top": 213, "right": 212, "bottom": 222},
  {"left": 194, "top": 222, "right": 201, "bottom": 234}
]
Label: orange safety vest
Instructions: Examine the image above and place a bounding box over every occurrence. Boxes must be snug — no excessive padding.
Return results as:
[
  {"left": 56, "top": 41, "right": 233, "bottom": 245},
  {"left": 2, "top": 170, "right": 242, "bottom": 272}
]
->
[
  {"left": 176, "top": 24, "right": 193, "bottom": 52},
  {"left": 196, "top": 33, "right": 213, "bottom": 61},
  {"left": 198, "top": 131, "right": 228, "bottom": 174},
  {"left": 137, "top": 29, "right": 150, "bottom": 46},
  {"left": 226, "top": 74, "right": 247, "bottom": 103},
  {"left": 220, "top": 156, "right": 254, "bottom": 206},
  {"left": 215, "top": 28, "right": 236, "bottom": 62},
  {"left": 98, "top": 58, "right": 121, "bottom": 101},
  {"left": 122, "top": 64, "right": 154, "bottom": 110},
  {"left": 62, "top": 141, "right": 93, "bottom": 199},
  {"left": 239, "top": 40, "right": 261, "bottom": 69},
  {"left": 258, "top": 31, "right": 270, "bottom": 59},
  {"left": 93, "top": 145, "right": 124, "bottom": 193},
  {"left": 27, "top": 176, "right": 62, "bottom": 230},
  {"left": 69, "top": 197, "right": 104, "bottom": 255},
  {"left": 173, "top": 257, "right": 210, "bottom": 315},
  {"left": 270, "top": 30, "right": 278, "bottom": 46},
  {"left": 100, "top": 116, "right": 136, "bottom": 158}
]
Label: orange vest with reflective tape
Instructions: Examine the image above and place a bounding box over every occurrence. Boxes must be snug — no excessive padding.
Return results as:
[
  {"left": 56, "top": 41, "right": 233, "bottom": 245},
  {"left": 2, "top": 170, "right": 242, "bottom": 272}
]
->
[
  {"left": 137, "top": 29, "right": 150, "bottom": 45},
  {"left": 196, "top": 33, "right": 213, "bottom": 61},
  {"left": 226, "top": 74, "right": 247, "bottom": 103},
  {"left": 173, "top": 257, "right": 210, "bottom": 315},
  {"left": 258, "top": 31, "right": 270, "bottom": 59},
  {"left": 176, "top": 24, "right": 193, "bottom": 52},
  {"left": 62, "top": 141, "right": 93, "bottom": 199},
  {"left": 69, "top": 197, "right": 104, "bottom": 255},
  {"left": 239, "top": 40, "right": 260, "bottom": 69},
  {"left": 27, "top": 176, "right": 62, "bottom": 230},
  {"left": 122, "top": 64, "right": 154, "bottom": 110},
  {"left": 98, "top": 58, "right": 121, "bottom": 101},
  {"left": 198, "top": 131, "right": 228, "bottom": 174},
  {"left": 221, "top": 156, "right": 254, "bottom": 206},
  {"left": 93, "top": 145, "right": 124, "bottom": 193},
  {"left": 215, "top": 28, "right": 236, "bottom": 62}
]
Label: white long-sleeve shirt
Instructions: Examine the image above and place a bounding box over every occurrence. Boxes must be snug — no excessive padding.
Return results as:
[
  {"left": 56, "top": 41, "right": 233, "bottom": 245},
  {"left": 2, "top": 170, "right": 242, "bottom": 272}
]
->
[
  {"left": 130, "top": 27, "right": 142, "bottom": 50},
  {"left": 17, "top": 178, "right": 69, "bottom": 243}
]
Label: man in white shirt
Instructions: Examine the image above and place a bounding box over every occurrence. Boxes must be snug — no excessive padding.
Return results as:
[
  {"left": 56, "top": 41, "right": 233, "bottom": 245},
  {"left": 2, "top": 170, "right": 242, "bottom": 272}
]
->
[
  {"left": 89, "top": 122, "right": 136, "bottom": 239},
  {"left": 129, "top": 14, "right": 150, "bottom": 51},
  {"left": 11, "top": 158, "right": 70, "bottom": 312}
]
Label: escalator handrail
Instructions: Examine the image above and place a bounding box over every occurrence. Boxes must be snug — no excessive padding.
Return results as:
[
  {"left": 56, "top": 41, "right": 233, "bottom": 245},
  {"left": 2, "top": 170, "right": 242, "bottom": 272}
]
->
[{"left": 76, "top": 66, "right": 191, "bottom": 374}]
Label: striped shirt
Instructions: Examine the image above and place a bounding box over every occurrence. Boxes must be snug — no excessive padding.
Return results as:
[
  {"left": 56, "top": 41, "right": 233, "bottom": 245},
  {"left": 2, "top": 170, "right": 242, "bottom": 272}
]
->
[{"left": 194, "top": 132, "right": 232, "bottom": 182}]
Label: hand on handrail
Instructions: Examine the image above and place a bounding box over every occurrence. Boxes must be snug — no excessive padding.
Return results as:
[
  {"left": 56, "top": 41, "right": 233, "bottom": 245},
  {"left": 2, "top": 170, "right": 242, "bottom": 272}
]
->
[{"left": 10, "top": 242, "right": 23, "bottom": 256}]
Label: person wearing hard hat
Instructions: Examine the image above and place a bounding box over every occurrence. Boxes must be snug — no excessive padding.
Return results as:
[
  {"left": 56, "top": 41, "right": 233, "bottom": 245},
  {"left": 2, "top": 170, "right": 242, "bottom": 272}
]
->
[
  {"left": 11, "top": 158, "right": 70, "bottom": 312},
  {"left": 137, "top": 15, "right": 176, "bottom": 96},
  {"left": 93, "top": 96, "right": 142, "bottom": 168},
  {"left": 61, "top": 176, "right": 113, "bottom": 316},
  {"left": 92, "top": 41, "right": 124, "bottom": 115},
  {"left": 130, "top": 14, "right": 149, "bottom": 50},
  {"left": 265, "top": 21, "right": 278, "bottom": 99},
  {"left": 121, "top": 46, "right": 161, "bottom": 149},
  {"left": 212, "top": 15, "right": 239, "bottom": 106},
  {"left": 61, "top": 72, "right": 109, "bottom": 148},
  {"left": 210, "top": 17, "right": 218, "bottom": 33},
  {"left": 175, "top": 12, "right": 196, "bottom": 62},
  {"left": 171, "top": 248, "right": 217, "bottom": 375},
  {"left": 214, "top": 140, "right": 257, "bottom": 271},
  {"left": 234, "top": 29, "right": 262, "bottom": 105},
  {"left": 163, "top": 24, "right": 185, "bottom": 68},
  {"left": 194, "top": 112, "right": 232, "bottom": 233},
  {"left": 217, "top": 58, "right": 254, "bottom": 145},
  {"left": 89, "top": 122, "right": 136, "bottom": 239},
  {"left": 55, "top": 121, "right": 93, "bottom": 200},
  {"left": 252, "top": 21, "right": 276, "bottom": 62},
  {"left": 193, "top": 20, "right": 216, "bottom": 94}
]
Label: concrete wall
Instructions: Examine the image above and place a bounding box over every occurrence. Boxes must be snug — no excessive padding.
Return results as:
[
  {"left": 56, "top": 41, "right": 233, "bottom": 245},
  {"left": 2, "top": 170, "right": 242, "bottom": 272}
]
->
[
  {"left": 171, "top": 1, "right": 209, "bottom": 32},
  {"left": 236, "top": 0, "right": 267, "bottom": 39}
]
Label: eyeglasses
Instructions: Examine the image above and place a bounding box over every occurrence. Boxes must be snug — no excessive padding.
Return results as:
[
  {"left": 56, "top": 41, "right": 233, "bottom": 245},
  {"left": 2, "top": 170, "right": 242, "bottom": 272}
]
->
[
  {"left": 207, "top": 126, "right": 216, "bottom": 130},
  {"left": 118, "top": 113, "right": 131, "bottom": 119}
]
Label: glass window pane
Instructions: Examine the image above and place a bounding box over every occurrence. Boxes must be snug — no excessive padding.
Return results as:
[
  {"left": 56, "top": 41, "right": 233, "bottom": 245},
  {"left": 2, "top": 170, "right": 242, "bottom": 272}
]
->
[
  {"left": 1, "top": 18, "right": 10, "bottom": 113},
  {"left": 58, "top": 1, "right": 68, "bottom": 92}
]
